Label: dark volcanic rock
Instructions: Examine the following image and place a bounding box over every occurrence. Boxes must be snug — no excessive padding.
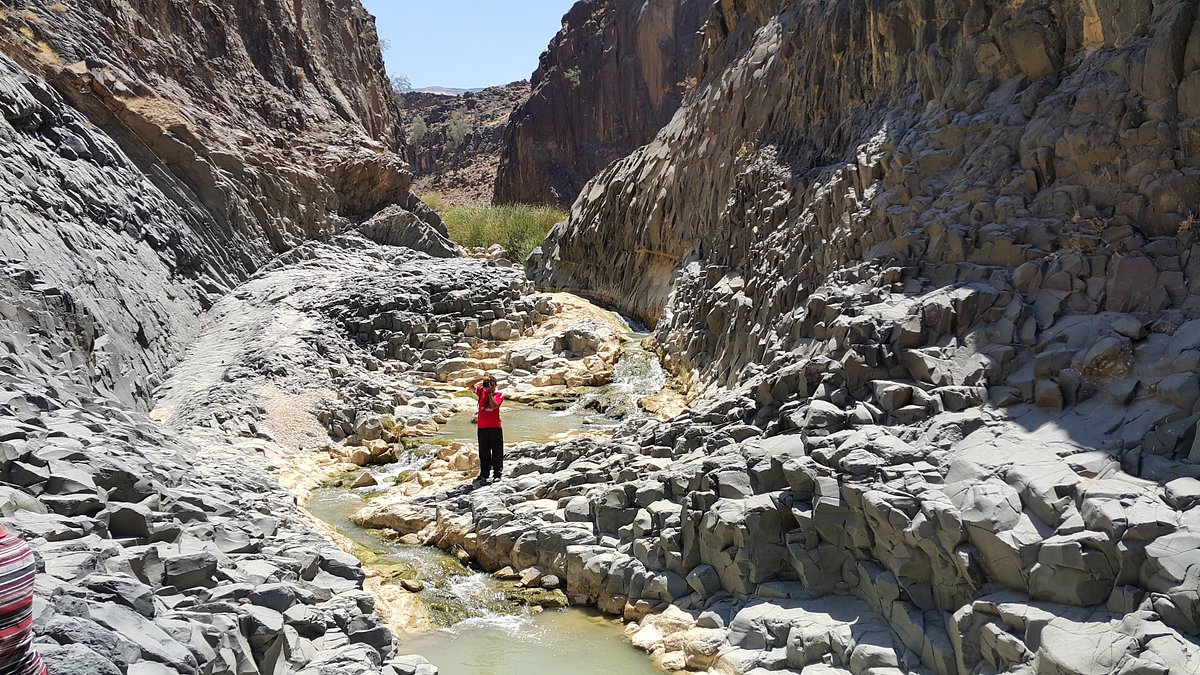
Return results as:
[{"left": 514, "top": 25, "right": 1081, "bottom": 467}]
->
[
  {"left": 493, "top": 0, "right": 706, "bottom": 207},
  {"left": 401, "top": 0, "right": 1200, "bottom": 673},
  {"left": 0, "top": 0, "right": 423, "bottom": 411},
  {"left": 0, "top": 2, "right": 443, "bottom": 673},
  {"left": 403, "top": 82, "right": 530, "bottom": 205},
  {"left": 535, "top": 0, "right": 1200, "bottom": 392},
  {"left": 36, "top": 643, "right": 122, "bottom": 675}
]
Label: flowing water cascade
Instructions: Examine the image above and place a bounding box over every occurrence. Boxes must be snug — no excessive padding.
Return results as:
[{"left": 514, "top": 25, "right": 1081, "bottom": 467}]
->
[
  {"left": 308, "top": 478, "right": 666, "bottom": 674},
  {"left": 564, "top": 332, "right": 667, "bottom": 420}
]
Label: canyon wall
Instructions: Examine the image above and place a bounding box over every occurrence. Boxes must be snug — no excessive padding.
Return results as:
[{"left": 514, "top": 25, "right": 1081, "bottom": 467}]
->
[
  {"left": 0, "top": 2, "right": 443, "bottom": 672},
  {"left": 493, "top": 0, "right": 706, "bottom": 206},
  {"left": 536, "top": 0, "right": 1200, "bottom": 391},
  {"left": 0, "top": 0, "right": 424, "bottom": 407},
  {"left": 403, "top": 82, "right": 530, "bottom": 205},
  {"left": 500, "top": 0, "right": 1200, "bottom": 672}
]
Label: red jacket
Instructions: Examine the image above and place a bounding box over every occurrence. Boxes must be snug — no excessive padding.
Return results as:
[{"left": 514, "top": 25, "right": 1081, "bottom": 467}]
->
[{"left": 475, "top": 385, "right": 504, "bottom": 428}]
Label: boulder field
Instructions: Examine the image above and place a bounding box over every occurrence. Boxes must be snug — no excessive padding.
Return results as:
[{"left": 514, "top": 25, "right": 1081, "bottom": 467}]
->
[{"left": 4, "top": 212, "right": 551, "bottom": 673}]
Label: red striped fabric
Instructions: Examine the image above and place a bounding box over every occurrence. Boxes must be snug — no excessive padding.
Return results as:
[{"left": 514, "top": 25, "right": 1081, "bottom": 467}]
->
[{"left": 0, "top": 528, "right": 44, "bottom": 675}]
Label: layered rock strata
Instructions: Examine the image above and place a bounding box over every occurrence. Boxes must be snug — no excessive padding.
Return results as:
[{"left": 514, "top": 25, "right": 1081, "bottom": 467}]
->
[
  {"left": 356, "top": 400, "right": 1200, "bottom": 674},
  {"left": 535, "top": 0, "right": 1200, "bottom": 387},
  {"left": 0, "top": 0, "right": 420, "bottom": 406},
  {"left": 2, "top": 251, "right": 403, "bottom": 674},
  {"left": 493, "top": 0, "right": 706, "bottom": 206}
]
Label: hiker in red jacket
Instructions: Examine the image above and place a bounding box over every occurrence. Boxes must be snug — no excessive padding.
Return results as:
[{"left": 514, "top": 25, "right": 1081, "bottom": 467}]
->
[{"left": 468, "top": 375, "right": 504, "bottom": 483}]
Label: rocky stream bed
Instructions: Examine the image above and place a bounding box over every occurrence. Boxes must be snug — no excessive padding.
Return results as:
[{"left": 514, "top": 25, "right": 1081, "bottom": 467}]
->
[
  {"left": 2, "top": 222, "right": 671, "bottom": 674},
  {"left": 8, "top": 0, "right": 1200, "bottom": 672},
  {"left": 135, "top": 233, "right": 676, "bottom": 674},
  {"left": 13, "top": 224, "right": 1200, "bottom": 675}
]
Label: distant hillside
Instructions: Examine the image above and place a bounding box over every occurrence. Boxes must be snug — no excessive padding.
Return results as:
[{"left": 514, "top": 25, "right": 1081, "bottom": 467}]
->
[
  {"left": 414, "top": 85, "right": 486, "bottom": 96},
  {"left": 401, "top": 81, "right": 530, "bottom": 206}
]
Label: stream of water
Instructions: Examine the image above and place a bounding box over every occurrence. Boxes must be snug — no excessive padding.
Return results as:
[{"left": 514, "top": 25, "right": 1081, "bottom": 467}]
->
[
  {"left": 305, "top": 325, "right": 667, "bottom": 674},
  {"left": 564, "top": 335, "right": 666, "bottom": 419},
  {"left": 308, "top": 487, "right": 664, "bottom": 674},
  {"left": 435, "top": 405, "right": 602, "bottom": 444}
]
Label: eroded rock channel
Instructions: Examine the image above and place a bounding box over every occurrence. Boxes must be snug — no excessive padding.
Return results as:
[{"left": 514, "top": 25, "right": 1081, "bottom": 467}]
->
[
  {"left": 7, "top": 0, "right": 1200, "bottom": 673},
  {"left": 144, "top": 233, "right": 675, "bottom": 673}
]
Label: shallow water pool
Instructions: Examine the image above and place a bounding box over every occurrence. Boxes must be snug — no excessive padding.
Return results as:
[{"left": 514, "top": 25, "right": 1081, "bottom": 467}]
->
[
  {"left": 306, "top": 488, "right": 663, "bottom": 674},
  {"left": 401, "top": 608, "right": 664, "bottom": 675},
  {"left": 435, "top": 405, "right": 609, "bottom": 445}
]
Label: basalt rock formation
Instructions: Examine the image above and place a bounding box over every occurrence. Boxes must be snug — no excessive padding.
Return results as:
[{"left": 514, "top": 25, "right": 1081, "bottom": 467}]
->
[
  {"left": 493, "top": 0, "right": 706, "bottom": 207},
  {"left": 403, "top": 82, "right": 530, "bottom": 205},
  {"left": 0, "top": 0, "right": 434, "bottom": 405},
  {"left": 478, "top": 0, "right": 1200, "bottom": 672},
  {"left": 0, "top": 1, "right": 447, "bottom": 672}
]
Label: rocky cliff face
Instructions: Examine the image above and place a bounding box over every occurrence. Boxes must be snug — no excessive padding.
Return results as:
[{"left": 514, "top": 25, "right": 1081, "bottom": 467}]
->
[
  {"left": 403, "top": 82, "right": 530, "bottom": 205},
  {"left": 538, "top": 0, "right": 1200, "bottom": 391},
  {"left": 0, "top": 2, "right": 448, "bottom": 672},
  {"left": 493, "top": 0, "right": 706, "bottom": 206},
  {"left": 0, "top": 0, "right": 427, "bottom": 406},
  {"left": 513, "top": 0, "right": 1200, "bottom": 672}
]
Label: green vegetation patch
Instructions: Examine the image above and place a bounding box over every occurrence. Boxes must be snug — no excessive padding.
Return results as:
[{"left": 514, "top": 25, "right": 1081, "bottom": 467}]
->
[
  {"left": 431, "top": 202, "right": 567, "bottom": 263},
  {"left": 504, "top": 586, "right": 569, "bottom": 609},
  {"left": 563, "top": 66, "right": 582, "bottom": 88}
]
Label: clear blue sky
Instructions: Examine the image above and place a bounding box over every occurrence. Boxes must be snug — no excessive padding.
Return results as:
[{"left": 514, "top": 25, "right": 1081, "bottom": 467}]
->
[{"left": 362, "top": 0, "right": 577, "bottom": 90}]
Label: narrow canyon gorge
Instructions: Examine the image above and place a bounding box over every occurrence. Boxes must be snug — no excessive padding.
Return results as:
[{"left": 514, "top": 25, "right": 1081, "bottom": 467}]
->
[{"left": 3, "top": 1, "right": 1200, "bottom": 674}]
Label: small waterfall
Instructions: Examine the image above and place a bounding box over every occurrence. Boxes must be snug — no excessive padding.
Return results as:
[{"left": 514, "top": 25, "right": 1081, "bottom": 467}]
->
[
  {"left": 436, "top": 573, "right": 534, "bottom": 634},
  {"left": 563, "top": 333, "right": 666, "bottom": 419},
  {"left": 368, "top": 444, "right": 435, "bottom": 483}
]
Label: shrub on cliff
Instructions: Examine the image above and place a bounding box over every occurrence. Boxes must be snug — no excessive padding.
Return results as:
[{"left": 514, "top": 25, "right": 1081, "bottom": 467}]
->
[
  {"left": 446, "top": 111, "right": 471, "bottom": 148},
  {"left": 407, "top": 116, "right": 428, "bottom": 145}
]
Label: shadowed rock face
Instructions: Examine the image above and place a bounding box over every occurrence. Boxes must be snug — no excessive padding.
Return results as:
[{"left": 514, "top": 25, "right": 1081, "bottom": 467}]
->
[{"left": 493, "top": 0, "right": 706, "bottom": 206}]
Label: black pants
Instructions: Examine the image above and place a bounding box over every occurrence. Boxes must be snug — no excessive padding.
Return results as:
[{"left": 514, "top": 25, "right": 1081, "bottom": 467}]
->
[{"left": 477, "top": 427, "right": 504, "bottom": 479}]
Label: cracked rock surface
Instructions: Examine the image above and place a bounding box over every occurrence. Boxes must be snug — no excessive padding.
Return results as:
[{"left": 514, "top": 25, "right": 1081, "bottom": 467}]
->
[
  {"left": 371, "top": 0, "right": 1200, "bottom": 673},
  {"left": 0, "top": 0, "right": 451, "bottom": 671}
]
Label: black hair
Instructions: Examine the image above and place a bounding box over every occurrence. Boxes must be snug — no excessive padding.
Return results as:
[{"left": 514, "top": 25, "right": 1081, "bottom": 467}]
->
[{"left": 480, "top": 378, "right": 497, "bottom": 410}]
